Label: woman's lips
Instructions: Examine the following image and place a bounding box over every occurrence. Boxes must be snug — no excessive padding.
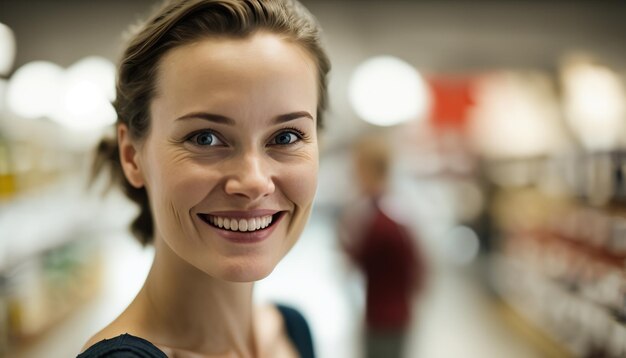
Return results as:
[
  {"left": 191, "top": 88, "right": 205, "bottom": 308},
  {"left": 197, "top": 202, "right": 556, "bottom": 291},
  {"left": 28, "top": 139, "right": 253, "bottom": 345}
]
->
[
  {"left": 205, "top": 209, "right": 280, "bottom": 219},
  {"left": 197, "top": 211, "right": 285, "bottom": 244}
]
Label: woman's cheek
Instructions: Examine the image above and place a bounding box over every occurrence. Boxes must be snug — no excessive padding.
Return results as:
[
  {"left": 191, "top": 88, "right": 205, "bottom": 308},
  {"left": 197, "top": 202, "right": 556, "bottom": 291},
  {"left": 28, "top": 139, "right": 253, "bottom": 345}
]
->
[
  {"left": 167, "top": 163, "right": 220, "bottom": 208},
  {"left": 283, "top": 157, "right": 319, "bottom": 207},
  {"left": 147, "top": 147, "right": 215, "bottom": 207}
]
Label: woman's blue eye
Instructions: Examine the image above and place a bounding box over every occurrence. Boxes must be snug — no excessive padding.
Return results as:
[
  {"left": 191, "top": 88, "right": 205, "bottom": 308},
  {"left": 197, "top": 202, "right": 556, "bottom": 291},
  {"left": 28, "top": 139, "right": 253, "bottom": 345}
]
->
[
  {"left": 274, "top": 131, "right": 299, "bottom": 145},
  {"left": 189, "top": 131, "right": 220, "bottom": 146}
]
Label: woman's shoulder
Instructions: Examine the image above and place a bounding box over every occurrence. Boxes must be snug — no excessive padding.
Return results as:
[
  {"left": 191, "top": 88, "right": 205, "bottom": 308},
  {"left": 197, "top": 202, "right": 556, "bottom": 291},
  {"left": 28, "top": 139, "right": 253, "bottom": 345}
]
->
[
  {"left": 77, "top": 333, "right": 167, "bottom": 358},
  {"left": 274, "top": 304, "right": 315, "bottom": 358}
]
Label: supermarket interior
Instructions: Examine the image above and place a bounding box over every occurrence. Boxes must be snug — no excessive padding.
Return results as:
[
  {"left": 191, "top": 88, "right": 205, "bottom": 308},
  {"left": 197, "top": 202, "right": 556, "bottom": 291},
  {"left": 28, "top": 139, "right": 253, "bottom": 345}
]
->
[{"left": 1, "top": 0, "right": 626, "bottom": 357}]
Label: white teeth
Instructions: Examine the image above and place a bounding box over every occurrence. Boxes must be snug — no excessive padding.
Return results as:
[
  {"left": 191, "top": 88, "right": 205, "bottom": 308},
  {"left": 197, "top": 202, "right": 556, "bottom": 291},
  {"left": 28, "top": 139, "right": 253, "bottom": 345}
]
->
[{"left": 206, "top": 214, "right": 276, "bottom": 232}]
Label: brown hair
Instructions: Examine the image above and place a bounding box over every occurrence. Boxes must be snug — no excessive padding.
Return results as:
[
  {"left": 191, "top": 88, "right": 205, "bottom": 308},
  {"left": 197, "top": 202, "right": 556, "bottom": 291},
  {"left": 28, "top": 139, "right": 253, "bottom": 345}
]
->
[
  {"left": 93, "top": 0, "right": 331, "bottom": 245},
  {"left": 352, "top": 133, "right": 392, "bottom": 192}
]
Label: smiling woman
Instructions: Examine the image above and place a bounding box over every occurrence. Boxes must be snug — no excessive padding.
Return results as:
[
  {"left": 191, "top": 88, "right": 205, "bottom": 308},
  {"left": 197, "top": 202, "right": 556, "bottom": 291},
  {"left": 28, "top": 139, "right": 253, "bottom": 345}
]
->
[{"left": 80, "top": 0, "right": 330, "bottom": 357}]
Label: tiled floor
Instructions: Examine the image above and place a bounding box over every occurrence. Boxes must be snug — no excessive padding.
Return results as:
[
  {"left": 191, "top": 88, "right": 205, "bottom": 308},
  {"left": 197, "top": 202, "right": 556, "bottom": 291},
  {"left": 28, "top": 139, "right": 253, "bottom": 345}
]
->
[{"left": 16, "top": 209, "right": 542, "bottom": 358}]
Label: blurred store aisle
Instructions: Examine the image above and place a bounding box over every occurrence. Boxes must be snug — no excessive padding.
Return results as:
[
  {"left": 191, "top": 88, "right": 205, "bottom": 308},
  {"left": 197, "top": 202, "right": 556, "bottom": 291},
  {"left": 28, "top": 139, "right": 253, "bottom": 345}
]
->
[
  {"left": 407, "top": 262, "right": 542, "bottom": 358},
  {"left": 13, "top": 231, "right": 153, "bottom": 358},
  {"left": 16, "top": 208, "right": 544, "bottom": 358}
]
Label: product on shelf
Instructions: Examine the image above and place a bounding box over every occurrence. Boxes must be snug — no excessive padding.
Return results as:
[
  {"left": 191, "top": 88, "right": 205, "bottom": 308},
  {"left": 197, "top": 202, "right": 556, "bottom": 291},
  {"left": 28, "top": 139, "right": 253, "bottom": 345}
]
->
[{"left": 0, "top": 239, "right": 103, "bottom": 354}]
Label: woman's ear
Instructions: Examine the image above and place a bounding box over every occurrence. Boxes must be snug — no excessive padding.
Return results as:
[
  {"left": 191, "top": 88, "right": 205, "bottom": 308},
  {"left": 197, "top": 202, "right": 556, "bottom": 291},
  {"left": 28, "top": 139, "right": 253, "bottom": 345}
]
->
[{"left": 118, "top": 124, "right": 145, "bottom": 188}]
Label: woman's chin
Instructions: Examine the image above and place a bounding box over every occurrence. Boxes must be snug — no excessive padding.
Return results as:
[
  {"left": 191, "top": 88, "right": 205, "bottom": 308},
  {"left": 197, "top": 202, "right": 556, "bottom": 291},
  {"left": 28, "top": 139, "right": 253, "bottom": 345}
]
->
[{"left": 216, "top": 260, "right": 277, "bottom": 282}]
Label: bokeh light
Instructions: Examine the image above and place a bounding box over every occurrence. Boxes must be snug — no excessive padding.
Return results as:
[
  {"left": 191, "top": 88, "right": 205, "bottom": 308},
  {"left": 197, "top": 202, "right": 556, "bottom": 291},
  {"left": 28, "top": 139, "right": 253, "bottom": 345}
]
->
[
  {"left": 348, "top": 56, "right": 430, "bottom": 126},
  {"left": 0, "top": 22, "right": 16, "bottom": 76},
  {"left": 562, "top": 60, "right": 626, "bottom": 151},
  {"left": 51, "top": 56, "right": 117, "bottom": 131},
  {"left": 6, "top": 61, "right": 65, "bottom": 119},
  {"left": 5, "top": 57, "right": 117, "bottom": 131}
]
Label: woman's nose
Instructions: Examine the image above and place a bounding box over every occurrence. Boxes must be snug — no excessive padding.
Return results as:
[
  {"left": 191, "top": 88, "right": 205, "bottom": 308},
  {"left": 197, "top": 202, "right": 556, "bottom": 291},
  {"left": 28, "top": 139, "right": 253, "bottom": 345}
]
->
[{"left": 224, "top": 151, "right": 275, "bottom": 201}]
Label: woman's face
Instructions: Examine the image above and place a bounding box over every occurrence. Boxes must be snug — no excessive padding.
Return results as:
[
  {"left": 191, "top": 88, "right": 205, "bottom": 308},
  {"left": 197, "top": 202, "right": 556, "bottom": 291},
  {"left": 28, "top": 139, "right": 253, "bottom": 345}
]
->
[{"left": 126, "top": 32, "right": 319, "bottom": 282}]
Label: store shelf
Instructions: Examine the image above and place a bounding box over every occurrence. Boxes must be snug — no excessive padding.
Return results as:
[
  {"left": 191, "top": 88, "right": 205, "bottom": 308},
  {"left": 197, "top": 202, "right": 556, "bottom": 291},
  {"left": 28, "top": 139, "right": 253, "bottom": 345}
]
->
[
  {"left": 0, "top": 177, "right": 135, "bottom": 274},
  {"left": 491, "top": 254, "right": 626, "bottom": 357},
  {"left": 0, "top": 176, "right": 136, "bottom": 355}
]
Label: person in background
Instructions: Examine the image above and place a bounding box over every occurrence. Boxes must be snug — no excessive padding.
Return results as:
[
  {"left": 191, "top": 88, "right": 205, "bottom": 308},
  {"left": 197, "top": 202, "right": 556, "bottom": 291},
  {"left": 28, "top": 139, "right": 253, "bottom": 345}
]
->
[
  {"left": 79, "top": 0, "right": 330, "bottom": 357},
  {"left": 339, "top": 134, "right": 427, "bottom": 358}
]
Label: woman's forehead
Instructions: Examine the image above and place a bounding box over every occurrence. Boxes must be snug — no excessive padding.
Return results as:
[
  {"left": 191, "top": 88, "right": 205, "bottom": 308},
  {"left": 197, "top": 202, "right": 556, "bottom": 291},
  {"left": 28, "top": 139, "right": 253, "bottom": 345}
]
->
[
  {"left": 157, "top": 33, "right": 316, "bottom": 87},
  {"left": 151, "top": 33, "right": 318, "bottom": 123}
]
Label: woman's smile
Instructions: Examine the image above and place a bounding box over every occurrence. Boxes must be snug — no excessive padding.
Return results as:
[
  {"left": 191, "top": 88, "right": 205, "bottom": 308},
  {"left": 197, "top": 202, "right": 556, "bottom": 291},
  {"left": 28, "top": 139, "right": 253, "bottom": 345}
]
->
[{"left": 197, "top": 210, "right": 288, "bottom": 244}]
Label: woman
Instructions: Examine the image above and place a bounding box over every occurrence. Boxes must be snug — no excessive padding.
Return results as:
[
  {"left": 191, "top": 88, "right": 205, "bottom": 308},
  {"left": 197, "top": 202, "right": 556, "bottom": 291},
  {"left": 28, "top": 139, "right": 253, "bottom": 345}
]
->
[{"left": 79, "top": 0, "right": 330, "bottom": 357}]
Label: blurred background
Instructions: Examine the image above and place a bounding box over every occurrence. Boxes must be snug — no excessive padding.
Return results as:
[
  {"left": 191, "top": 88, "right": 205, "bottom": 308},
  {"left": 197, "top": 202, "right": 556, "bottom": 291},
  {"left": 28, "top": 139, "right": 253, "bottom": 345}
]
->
[{"left": 1, "top": 0, "right": 626, "bottom": 357}]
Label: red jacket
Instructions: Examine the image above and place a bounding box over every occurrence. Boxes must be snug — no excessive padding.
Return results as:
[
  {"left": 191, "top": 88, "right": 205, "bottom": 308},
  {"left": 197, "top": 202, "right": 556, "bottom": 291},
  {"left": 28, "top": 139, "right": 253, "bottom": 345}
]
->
[{"left": 347, "top": 203, "right": 426, "bottom": 329}]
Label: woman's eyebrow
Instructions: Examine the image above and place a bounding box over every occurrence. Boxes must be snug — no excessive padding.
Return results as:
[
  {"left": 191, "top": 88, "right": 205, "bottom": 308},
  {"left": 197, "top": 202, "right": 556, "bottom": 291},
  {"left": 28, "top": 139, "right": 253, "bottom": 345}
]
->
[
  {"left": 175, "top": 111, "right": 314, "bottom": 124},
  {"left": 274, "top": 111, "right": 314, "bottom": 123},
  {"left": 175, "top": 112, "right": 235, "bottom": 125}
]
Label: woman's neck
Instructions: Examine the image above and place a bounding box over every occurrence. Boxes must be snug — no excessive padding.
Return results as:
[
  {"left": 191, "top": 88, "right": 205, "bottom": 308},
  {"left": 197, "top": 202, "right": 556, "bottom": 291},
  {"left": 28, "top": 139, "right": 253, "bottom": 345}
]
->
[{"left": 129, "top": 237, "right": 257, "bottom": 357}]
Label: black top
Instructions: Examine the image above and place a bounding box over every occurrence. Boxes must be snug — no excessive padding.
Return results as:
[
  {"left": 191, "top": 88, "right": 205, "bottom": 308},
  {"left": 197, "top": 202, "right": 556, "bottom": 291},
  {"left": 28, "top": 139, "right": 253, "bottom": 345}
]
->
[{"left": 77, "top": 304, "right": 314, "bottom": 358}]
